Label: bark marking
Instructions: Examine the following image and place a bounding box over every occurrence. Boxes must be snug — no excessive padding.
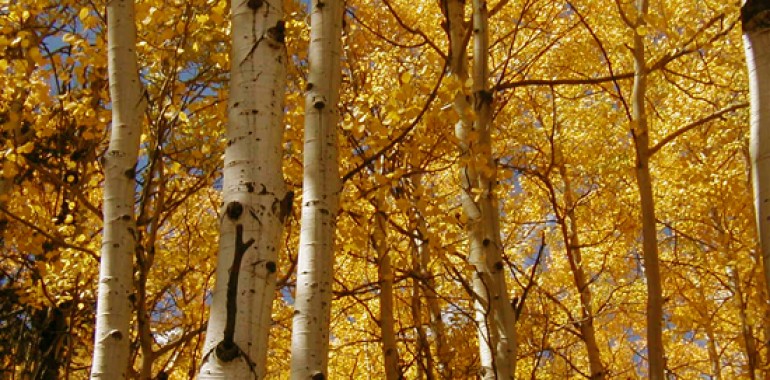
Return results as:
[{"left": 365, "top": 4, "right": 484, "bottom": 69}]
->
[{"left": 216, "top": 224, "right": 255, "bottom": 362}]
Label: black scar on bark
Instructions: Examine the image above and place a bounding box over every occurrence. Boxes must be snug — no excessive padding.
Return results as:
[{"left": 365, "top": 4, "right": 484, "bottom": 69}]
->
[
  {"left": 216, "top": 224, "right": 255, "bottom": 362},
  {"left": 225, "top": 202, "right": 244, "bottom": 221},
  {"left": 743, "top": 0, "right": 770, "bottom": 32},
  {"left": 124, "top": 166, "right": 136, "bottom": 179},
  {"left": 277, "top": 191, "right": 294, "bottom": 223},
  {"left": 266, "top": 21, "right": 286, "bottom": 44}
]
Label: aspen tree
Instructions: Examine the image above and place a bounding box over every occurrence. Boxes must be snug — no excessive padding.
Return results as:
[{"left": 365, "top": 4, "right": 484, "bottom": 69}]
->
[
  {"left": 90, "top": 0, "right": 146, "bottom": 377},
  {"left": 374, "top": 206, "right": 400, "bottom": 380},
  {"left": 555, "top": 149, "right": 605, "bottom": 379},
  {"left": 198, "top": 0, "right": 289, "bottom": 377},
  {"left": 743, "top": 0, "right": 770, "bottom": 321},
  {"left": 626, "top": 0, "right": 665, "bottom": 377},
  {"left": 289, "top": 0, "right": 343, "bottom": 377},
  {"left": 410, "top": 174, "right": 451, "bottom": 378},
  {"left": 441, "top": 0, "right": 517, "bottom": 377},
  {"left": 468, "top": 1, "right": 517, "bottom": 377}
]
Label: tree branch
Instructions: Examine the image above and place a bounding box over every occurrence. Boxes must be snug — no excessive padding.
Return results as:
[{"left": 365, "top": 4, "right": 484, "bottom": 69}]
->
[{"left": 649, "top": 102, "right": 748, "bottom": 156}]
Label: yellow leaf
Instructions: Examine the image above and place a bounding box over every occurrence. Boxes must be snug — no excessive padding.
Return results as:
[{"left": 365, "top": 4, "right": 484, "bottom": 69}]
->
[
  {"left": 17, "top": 142, "right": 35, "bottom": 154},
  {"left": 62, "top": 33, "right": 77, "bottom": 44},
  {"left": 400, "top": 71, "right": 412, "bottom": 84},
  {"left": 1, "top": 161, "right": 17, "bottom": 179}
]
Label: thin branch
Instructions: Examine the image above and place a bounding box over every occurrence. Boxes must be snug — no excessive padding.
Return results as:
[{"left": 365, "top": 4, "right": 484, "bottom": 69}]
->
[
  {"left": 342, "top": 63, "right": 447, "bottom": 183},
  {"left": 0, "top": 205, "right": 98, "bottom": 258},
  {"left": 649, "top": 102, "right": 748, "bottom": 155}
]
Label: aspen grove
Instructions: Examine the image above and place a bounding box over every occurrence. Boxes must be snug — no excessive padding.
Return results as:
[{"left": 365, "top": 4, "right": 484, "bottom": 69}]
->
[{"left": 2, "top": 0, "right": 769, "bottom": 378}]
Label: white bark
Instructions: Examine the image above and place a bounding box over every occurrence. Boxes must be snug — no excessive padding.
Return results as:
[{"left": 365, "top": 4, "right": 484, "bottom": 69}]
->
[
  {"left": 468, "top": 2, "right": 516, "bottom": 379},
  {"left": 90, "top": 0, "right": 146, "bottom": 377},
  {"left": 409, "top": 177, "right": 451, "bottom": 378},
  {"left": 289, "top": 0, "right": 343, "bottom": 378},
  {"left": 441, "top": 0, "right": 516, "bottom": 377},
  {"left": 198, "top": 0, "right": 288, "bottom": 378},
  {"left": 744, "top": 0, "right": 770, "bottom": 316}
]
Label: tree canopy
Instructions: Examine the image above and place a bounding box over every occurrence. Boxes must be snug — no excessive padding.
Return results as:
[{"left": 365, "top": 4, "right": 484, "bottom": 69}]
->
[{"left": 0, "top": 0, "right": 762, "bottom": 378}]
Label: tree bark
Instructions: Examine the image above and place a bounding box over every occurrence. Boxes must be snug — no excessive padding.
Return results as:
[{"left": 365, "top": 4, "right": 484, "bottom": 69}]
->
[
  {"left": 374, "top": 209, "right": 401, "bottom": 380},
  {"left": 289, "top": 0, "right": 343, "bottom": 378},
  {"left": 409, "top": 181, "right": 451, "bottom": 379},
  {"left": 441, "top": 0, "right": 517, "bottom": 377},
  {"left": 90, "top": 0, "right": 146, "bottom": 377},
  {"left": 730, "top": 264, "right": 759, "bottom": 380},
  {"left": 198, "top": 0, "right": 288, "bottom": 378},
  {"left": 555, "top": 159, "right": 605, "bottom": 380},
  {"left": 743, "top": 3, "right": 770, "bottom": 353},
  {"left": 470, "top": 1, "right": 517, "bottom": 378},
  {"left": 629, "top": 0, "right": 665, "bottom": 378}
]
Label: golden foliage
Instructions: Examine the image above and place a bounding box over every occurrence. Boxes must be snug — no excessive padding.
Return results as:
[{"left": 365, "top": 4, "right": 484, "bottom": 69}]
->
[{"left": 0, "top": 0, "right": 760, "bottom": 378}]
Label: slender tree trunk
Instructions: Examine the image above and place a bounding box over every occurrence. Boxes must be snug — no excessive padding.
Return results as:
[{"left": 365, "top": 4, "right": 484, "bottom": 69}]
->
[
  {"left": 136, "top": 265, "right": 154, "bottom": 380},
  {"left": 556, "top": 160, "right": 605, "bottom": 380},
  {"left": 704, "top": 326, "right": 723, "bottom": 380},
  {"left": 419, "top": 244, "right": 451, "bottom": 379},
  {"left": 699, "top": 292, "right": 723, "bottom": 380},
  {"left": 628, "top": 1, "right": 665, "bottom": 378},
  {"left": 289, "top": 0, "right": 342, "bottom": 378},
  {"left": 729, "top": 265, "right": 759, "bottom": 380},
  {"left": 374, "top": 209, "right": 401, "bottom": 380},
  {"left": 410, "top": 184, "right": 451, "bottom": 379},
  {"left": 470, "top": 1, "right": 517, "bottom": 378},
  {"left": 411, "top": 270, "right": 434, "bottom": 380},
  {"left": 743, "top": 5, "right": 770, "bottom": 361},
  {"left": 90, "top": 0, "right": 146, "bottom": 377},
  {"left": 441, "top": 0, "right": 517, "bottom": 377},
  {"left": 408, "top": 226, "right": 434, "bottom": 380},
  {"left": 198, "top": 0, "right": 288, "bottom": 377}
]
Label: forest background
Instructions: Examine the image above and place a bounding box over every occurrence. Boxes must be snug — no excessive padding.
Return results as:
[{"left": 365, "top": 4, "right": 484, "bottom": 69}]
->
[{"left": 0, "top": 0, "right": 764, "bottom": 378}]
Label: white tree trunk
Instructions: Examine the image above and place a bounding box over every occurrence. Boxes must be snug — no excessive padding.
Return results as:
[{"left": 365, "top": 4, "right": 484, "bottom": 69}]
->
[
  {"left": 90, "top": 0, "right": 146, "bottom": 377},
  {"left": 289, "top": 0, "right": 343, "bottom": 378},
  {"left": 468, "top": 2, "right": 516, "bottom": 378},
  {"left": 198, "top": 0, "right": 288, "bottom": 378},
  {"left": 744, "top": 0, "right": 770, "bottom": 319},
  {"left": 409, "top": 176, "right": 451, "bottom": 378},
  {"left": 441, "top": 0, "right": 516, "bottom": 377}
]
